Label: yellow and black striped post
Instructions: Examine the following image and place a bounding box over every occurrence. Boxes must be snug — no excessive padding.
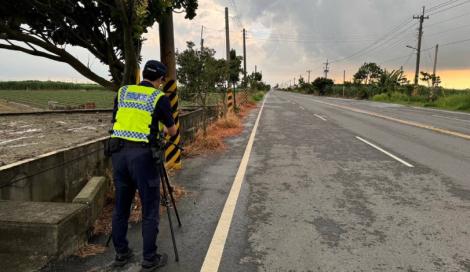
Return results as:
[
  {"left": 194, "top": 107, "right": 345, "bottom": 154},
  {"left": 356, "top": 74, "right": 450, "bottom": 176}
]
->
[
  {"left": 163, "top": 79, "right": 182, "bottom": 169},
  {"left": 227, "top": 90, "right": 234, "bottom": 112}
]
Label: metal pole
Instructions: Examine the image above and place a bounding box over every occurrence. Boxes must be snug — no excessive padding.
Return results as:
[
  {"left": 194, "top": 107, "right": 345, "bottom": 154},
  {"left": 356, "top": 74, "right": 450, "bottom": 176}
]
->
[
  {"left": 343, "top": 70, "right": 346, "bottom": 97},
  {"left": 432, "top": 44, "right": 439, "bottom": 86}
]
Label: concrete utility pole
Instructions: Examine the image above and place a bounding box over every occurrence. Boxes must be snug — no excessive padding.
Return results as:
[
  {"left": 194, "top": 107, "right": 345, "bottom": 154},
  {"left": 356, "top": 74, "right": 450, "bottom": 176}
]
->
[
  {"left": 255, "top": 65, "right": 257, "bottom": 73},
  {"left": 323, "top": 59, "right": 330, "bottom": 79},
  {"left": 294, "top": 77, "right": 296, "bottom": 86},
  {"left": 200, "top": 25, "right": 204, "bottom": 52},
  {"left": 413, "top": 6, "right": 429, "bottom": 86},
  {"left": 306, "top": 70, "right": 311, "bottom": 84},
  {"left": 432, "top": 44, "right": 439, "bottom": 86},
  {"left": 159, "top": 11, "right": 181, "bottom": 168},
  {"left": 160, "top": 13, "right": 176, "bottom": 80},
  {"left": 243, "top": 28, "right": 247, "bottom": 86},
  {"left": 343, "top": 70, "right": 346, "bottom": 97},
  {"left": 225, "top": 7, "right": 236, "bottom": 110}
]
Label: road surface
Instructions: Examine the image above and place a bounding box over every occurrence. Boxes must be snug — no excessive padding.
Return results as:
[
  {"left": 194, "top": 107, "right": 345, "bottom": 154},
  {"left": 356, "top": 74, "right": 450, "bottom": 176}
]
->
[{"left": 51, "top": 90, "right": 470, "bottom": 272}]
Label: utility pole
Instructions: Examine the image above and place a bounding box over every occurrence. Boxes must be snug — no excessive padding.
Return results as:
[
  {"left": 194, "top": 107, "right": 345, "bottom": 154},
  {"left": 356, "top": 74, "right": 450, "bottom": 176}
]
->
[
  {"left": 225, "top": 7, "right": 234, "bottom": 111},
  {"left": 413, "top": 6, "right": 429, "bottom": 86},
  {"left": 255, "top": 65, "right": 257, "bottom": 74},
  {"left": 294, "top": 77, "right": 296, "bottom": 87},
  {"left": 243, "top": 28, "right": 247, "bottom": 87},
  {"left": 343, "top": 70, "right": 346, "bottom": 97},
  {"left": 432, "top": 44, "right": 439, "bottom": 86},
  {"left": 323, "top": 59, "right": 330, "bottom": 79},
  {"left": 200, "top": 25, "right": 204, "bottom": 51},
  {"left": 306, "top": 70, "right": 311, "bottom": 84},
  {"left": 159, "top": 11, "right": 181, "bottom": 168}
]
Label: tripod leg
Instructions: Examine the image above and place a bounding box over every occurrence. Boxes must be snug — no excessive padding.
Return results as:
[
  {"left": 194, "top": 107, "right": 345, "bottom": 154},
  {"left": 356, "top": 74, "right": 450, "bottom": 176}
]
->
[
  {"left": 105, "top": 234, "right": 112, "bottom": 247},
  {"left": 162, "top": 166, "right": 182, "bottom": 227},
  {"left": 160, "top": 168, "right": 180, "bottom": 262}
]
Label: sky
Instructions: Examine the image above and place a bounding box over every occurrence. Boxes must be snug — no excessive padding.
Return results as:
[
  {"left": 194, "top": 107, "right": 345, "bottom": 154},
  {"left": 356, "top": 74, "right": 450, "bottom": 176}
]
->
[{"left": 0, "top": 0, "right": 469, "bottom": 89}]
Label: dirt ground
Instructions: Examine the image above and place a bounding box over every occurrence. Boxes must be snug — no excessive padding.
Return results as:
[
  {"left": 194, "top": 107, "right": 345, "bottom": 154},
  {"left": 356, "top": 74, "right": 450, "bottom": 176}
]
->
[
  {"left": 0, "top": 99, "right": 41, "bottom": 113},
  {"left": 0, "top": 112, "right": 112, "bottom": 166}
]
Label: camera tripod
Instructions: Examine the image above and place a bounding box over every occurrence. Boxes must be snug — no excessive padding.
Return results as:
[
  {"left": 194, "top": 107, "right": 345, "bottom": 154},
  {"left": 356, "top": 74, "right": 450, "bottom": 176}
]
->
[{"left": 105, "top": 139, "right": 183, "bottom": 262}]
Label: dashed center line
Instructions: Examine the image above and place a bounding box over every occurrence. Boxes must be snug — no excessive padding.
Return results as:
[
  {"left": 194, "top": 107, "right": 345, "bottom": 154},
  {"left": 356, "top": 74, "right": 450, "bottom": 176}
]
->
[
  {"left": 314, "top": 114, "right": 327, "bottom": 121},
  {"left": 355, "top": 136, "right": 414, "bottom": 167}
]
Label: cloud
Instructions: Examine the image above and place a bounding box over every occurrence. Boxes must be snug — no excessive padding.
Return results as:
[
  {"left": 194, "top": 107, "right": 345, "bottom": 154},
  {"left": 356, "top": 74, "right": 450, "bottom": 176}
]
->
[{"left": 0, "top": 0, "right": 469, "bottom": 88}]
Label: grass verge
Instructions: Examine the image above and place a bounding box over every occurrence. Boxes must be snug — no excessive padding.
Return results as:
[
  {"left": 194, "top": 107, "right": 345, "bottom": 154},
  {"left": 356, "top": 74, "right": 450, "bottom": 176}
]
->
[{"left": 372, "top": 92, "right": 470, "bottom": 112}]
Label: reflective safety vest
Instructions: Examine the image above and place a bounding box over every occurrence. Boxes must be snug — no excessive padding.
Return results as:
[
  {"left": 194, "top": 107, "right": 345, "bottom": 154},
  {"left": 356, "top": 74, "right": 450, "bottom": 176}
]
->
[{"left": 111, "top": 85, "right": 165, "bottom": 143}]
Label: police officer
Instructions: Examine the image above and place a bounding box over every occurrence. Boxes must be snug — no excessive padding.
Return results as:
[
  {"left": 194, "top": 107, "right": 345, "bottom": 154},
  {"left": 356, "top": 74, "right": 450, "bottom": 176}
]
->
[{"left": 110, "top": 60, "right": 176, "bottom": 271}]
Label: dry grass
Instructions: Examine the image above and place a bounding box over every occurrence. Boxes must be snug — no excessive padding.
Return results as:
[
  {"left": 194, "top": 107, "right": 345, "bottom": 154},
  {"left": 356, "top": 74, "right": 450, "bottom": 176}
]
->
[
  {"left": 74, "top": 243, "right": 107, "bottom": 258},
  {"left": 183, "top": 107, "right": 255, "bottom": 157}
]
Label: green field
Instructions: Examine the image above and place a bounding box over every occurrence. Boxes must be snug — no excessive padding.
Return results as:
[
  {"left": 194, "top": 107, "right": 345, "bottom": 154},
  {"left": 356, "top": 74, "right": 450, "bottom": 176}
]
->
[{"left": 0, "top": 89, "right": 116, "bottom": 109}]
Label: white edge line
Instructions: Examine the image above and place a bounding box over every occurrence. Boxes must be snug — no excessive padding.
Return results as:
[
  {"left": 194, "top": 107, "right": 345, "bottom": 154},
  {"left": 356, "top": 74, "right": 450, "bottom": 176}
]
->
[
  {"left": 355, "top": 136, "right": 414, "bottom": 168},
  {"left": 314, "top": 114, "right": 327, "bottom": 121},
  {"left": 200, "top": 92, "right": 269, "bottom": 272}
]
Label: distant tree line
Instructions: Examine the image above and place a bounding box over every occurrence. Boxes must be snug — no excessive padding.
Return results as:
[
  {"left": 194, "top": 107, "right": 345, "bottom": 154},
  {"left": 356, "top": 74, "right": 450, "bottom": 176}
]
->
[{"left": 0, "top": 80, "right": 106, "bottom": 91}]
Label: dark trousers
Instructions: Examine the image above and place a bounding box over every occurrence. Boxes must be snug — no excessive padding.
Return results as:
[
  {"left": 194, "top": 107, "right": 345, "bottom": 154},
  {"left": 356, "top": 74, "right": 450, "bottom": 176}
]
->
[{"left": 111, "top": 147, "right": 161, "bottom": 261}]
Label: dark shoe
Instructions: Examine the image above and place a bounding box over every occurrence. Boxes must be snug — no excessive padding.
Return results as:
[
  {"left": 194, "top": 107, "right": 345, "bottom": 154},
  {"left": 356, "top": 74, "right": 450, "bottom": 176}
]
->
[
  {"left": 141, "top": 253, "right": 168, "bottom": 272},
  {"left": 113, "top": 248, "right": 134, "bottom": 267}
]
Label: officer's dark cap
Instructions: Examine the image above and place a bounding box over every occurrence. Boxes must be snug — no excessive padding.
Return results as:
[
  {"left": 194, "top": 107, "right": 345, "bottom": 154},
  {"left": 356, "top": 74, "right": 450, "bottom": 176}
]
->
[{"left": 143, "top": 60, "right": 167, "bottom": 81}]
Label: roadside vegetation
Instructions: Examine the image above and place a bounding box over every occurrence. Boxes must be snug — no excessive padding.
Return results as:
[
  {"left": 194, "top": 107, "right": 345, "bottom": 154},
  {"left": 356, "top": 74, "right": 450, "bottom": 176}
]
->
[{"left": 282, "top": 62, "right": 470, "bottom": 112}]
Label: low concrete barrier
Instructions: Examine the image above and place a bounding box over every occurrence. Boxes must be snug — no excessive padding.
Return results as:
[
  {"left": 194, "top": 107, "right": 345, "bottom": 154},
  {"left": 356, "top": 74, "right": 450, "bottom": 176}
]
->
[
  {"left": 0, "top": 106, "right": 218, "bottom": 203},
  {"left": 0, "top": 136, "right": 110, "bottom": 202},
  {"left": 0, "top": 200, "right": 89, "bottom": 257},
  {"left": 73, "top": 176, "right": 108, "bottom": 225}
]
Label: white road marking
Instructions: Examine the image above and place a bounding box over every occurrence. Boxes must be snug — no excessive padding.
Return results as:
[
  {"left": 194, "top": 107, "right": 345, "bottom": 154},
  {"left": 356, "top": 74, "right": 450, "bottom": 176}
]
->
[
  {"left": 355, "top": 136, "right": 414, "bottom": 167},
  {"left": 299, "top": 106, "right": 305, "bottom": 110},
  {"left": 432, "top": 114, "right": 470, "bottom": 124},
  {"left": 200, "top": 93, "right": 269, "bottom": 272},
  {"left": 314, "top": 114, "right": 327, "bottom": 121},
  {"left": 309, "top": 98, "right": 470, "bottom": 141}
]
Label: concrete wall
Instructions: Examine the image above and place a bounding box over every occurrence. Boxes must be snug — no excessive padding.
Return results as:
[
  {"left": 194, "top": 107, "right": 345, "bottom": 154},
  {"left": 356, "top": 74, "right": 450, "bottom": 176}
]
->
[
  {"left": 0, "top": 107, "right": 217, "bottom": 202},
  {"left": 0, "top": 137, "right": 110, "bottom": 202}
]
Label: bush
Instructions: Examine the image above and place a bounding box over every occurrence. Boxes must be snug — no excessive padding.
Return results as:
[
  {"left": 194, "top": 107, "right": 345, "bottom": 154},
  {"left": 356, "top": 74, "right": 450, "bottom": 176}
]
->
[
  {"left": 435, "top": 94, "right": 470, "bottom": 111},
  {"left": 251, "top": 91, "right": 266, "bottom": 102}
]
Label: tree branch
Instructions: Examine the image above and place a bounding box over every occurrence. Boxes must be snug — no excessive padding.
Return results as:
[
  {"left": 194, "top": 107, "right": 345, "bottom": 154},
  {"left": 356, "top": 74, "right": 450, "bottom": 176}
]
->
[
  {"left": 0, "top": 25, "right": 116, "bottom": 90},
  {"left": 0, "top": 42, "right": 63, "bottom": 62}
]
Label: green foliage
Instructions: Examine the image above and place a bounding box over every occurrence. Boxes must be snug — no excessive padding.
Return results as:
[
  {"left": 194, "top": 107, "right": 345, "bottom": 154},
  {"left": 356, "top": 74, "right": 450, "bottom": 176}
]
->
[
  {"left": 250, "top": 91, "right": 266, "bottom": 102},
  {"left": 248, "top": 72, "right": 270, "bottom": 91},
  {"left": 229, "top": 49, "right": 243, "bottom": 84},
  {"left": 0, "top": 81, "right": 105, "bottom": 90},
  {"left": 0, "top": 89, "right": 115, "bottom": 109},
  {"left": 353, "top": 63, "right": 384, "bottom": 85},
  {"left": 378, "top": 69, "right": 408, "bottom": 90},
  {"left": 176, "top": 41, "right": 225, "bottom": 106},
  {"left": 435, "top": 94, "right": 470, "bottom": 111},
  {"left": 0, "top": 0, "right": 199, "bottom": 89},
  {"left": 312, "top": 77, "right": 334, "bottom": 95}
]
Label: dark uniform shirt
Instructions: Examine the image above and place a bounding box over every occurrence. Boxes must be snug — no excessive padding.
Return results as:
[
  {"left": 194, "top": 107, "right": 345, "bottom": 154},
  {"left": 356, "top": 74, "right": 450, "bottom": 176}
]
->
[{"left": 112, "top": 81, "right": 175, "bottom": 132}]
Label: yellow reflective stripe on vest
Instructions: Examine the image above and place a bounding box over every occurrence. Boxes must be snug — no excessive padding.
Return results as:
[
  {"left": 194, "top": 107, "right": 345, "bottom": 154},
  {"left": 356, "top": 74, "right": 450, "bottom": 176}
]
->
[{"left": 111, "top": 85, "right": 165, "bottom": 143}]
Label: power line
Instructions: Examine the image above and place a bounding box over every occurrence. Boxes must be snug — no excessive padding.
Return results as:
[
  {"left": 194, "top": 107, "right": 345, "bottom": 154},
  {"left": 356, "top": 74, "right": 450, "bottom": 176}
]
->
[
  {"left": 426, "top": 0, "right": 462, "bottom": 13},
  {"left": 427, "top": 11, "right": 470, "bottom": 27},
  {"left": 329, "top": 18, "right": 415, "bottom": 64},
  {"left": 428, "top": 0, "right": 470, "bottom": 15}
]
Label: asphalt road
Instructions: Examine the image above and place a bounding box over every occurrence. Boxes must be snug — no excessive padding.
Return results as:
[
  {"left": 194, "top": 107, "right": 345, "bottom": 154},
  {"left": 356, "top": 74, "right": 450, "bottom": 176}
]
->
[{"left": 50, "top": 90, "right": 470, "bottom": 272}]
